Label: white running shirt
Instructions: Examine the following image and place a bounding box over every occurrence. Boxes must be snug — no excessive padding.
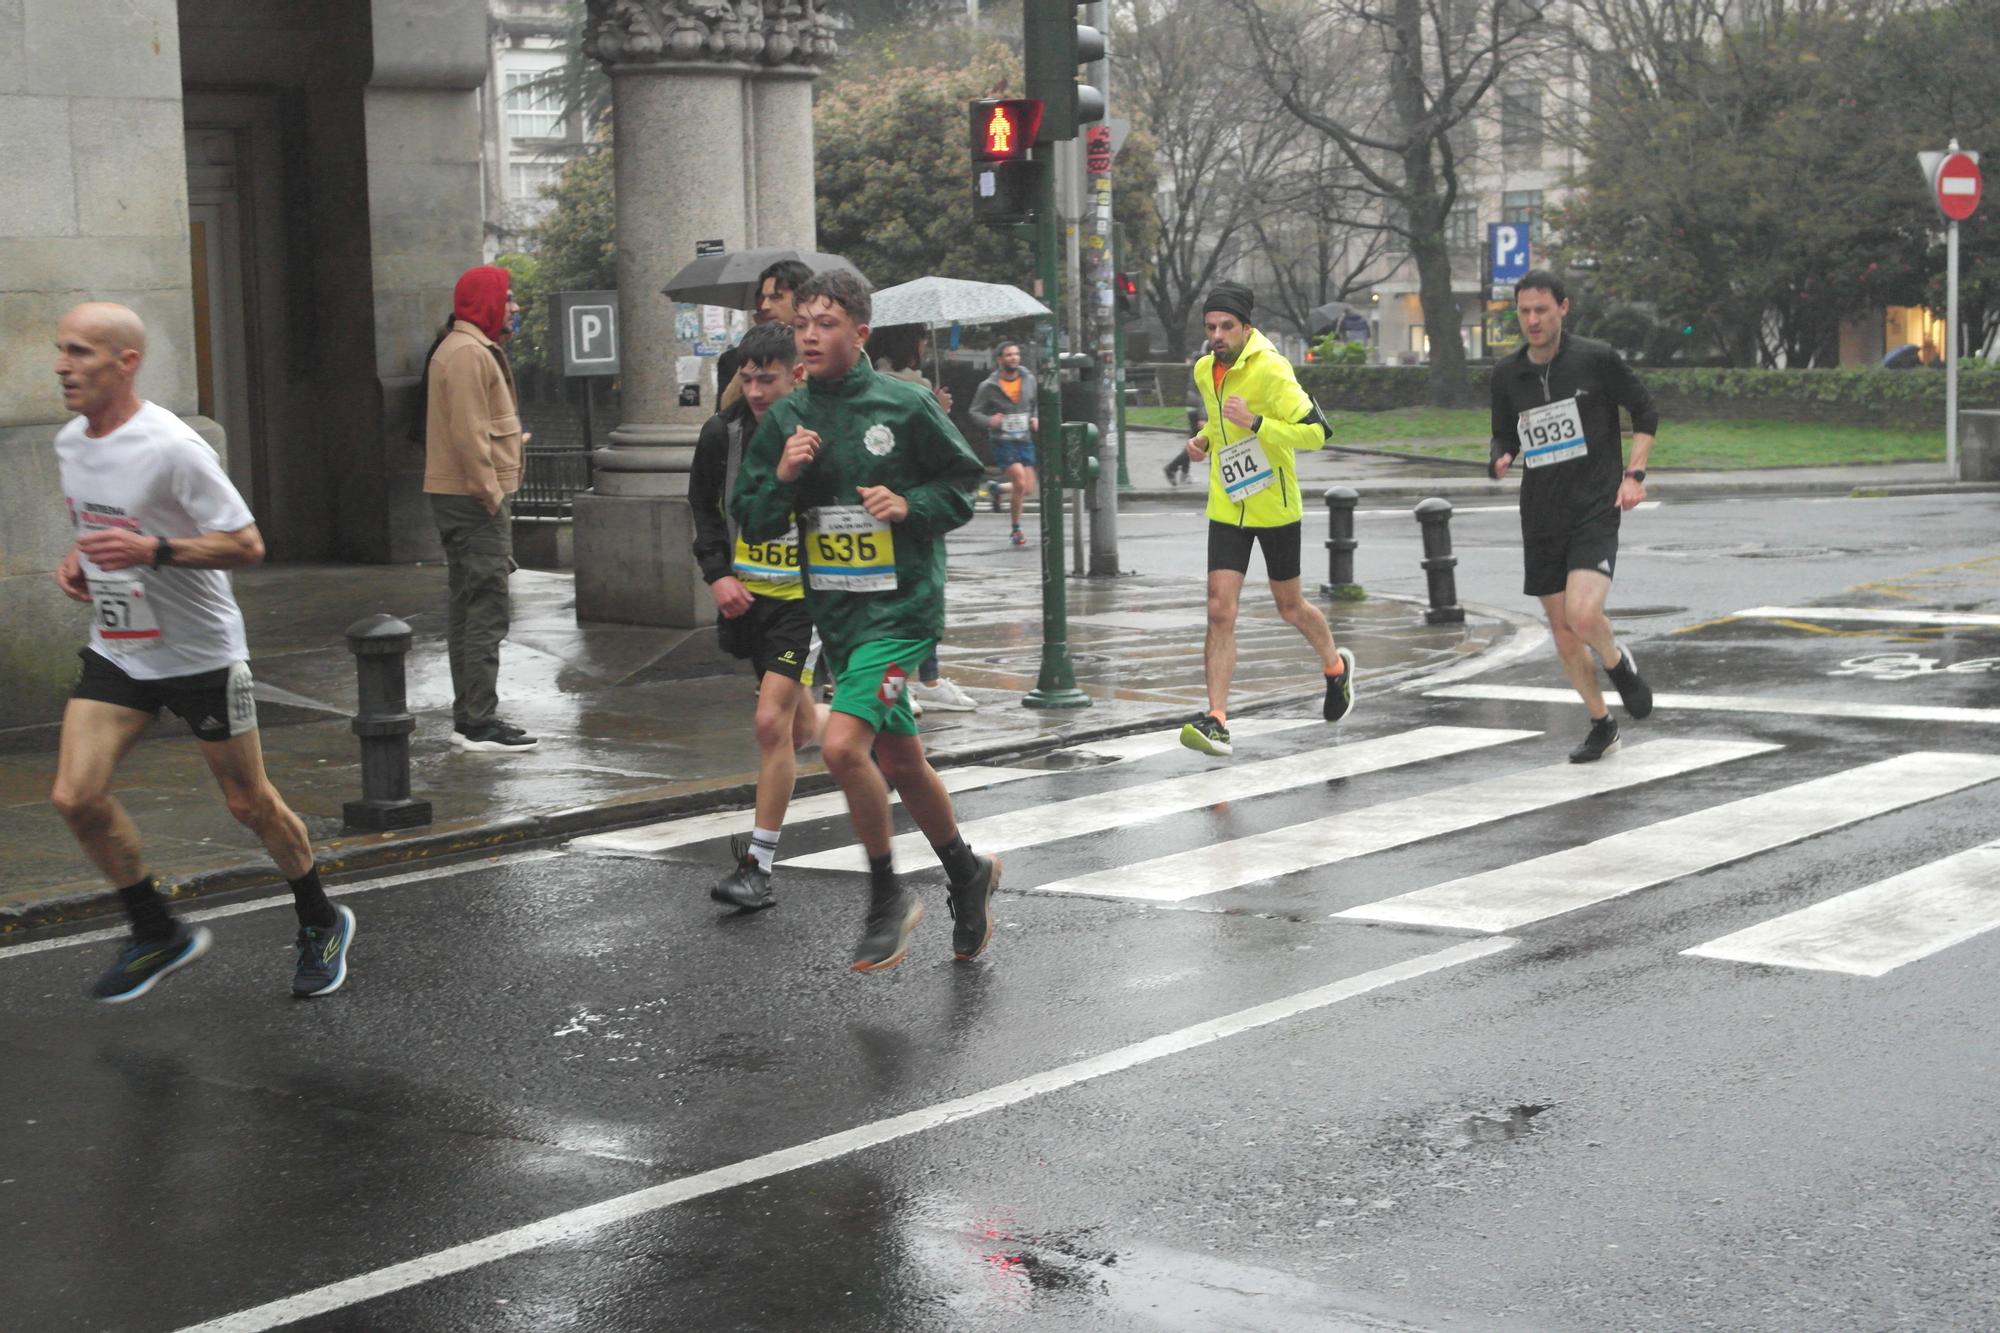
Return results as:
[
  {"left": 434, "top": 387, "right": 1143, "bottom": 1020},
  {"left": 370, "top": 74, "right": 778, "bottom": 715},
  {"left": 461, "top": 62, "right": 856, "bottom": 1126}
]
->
[{"left": 55, "top": 402, "right": 255, "bottom": 680}]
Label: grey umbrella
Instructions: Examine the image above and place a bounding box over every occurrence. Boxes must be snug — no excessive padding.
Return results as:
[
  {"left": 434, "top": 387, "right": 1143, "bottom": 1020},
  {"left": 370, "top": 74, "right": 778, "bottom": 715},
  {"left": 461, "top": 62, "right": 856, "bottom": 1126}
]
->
[
  {"left": 1307, "top": 300, "right": 1363, "bottom": 338},
  {"left": 868, "top": 276, "right": 1052, "bottom": 383},
  {"left": 660, "top": 247, "right": 866, "bottom": 310}
]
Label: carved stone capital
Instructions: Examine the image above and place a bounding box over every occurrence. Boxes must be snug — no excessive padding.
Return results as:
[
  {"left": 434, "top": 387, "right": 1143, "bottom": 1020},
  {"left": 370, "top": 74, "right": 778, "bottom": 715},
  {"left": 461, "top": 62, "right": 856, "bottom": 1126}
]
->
[{"left": 586, "top": 0, "right": 836, "bottom": 69}]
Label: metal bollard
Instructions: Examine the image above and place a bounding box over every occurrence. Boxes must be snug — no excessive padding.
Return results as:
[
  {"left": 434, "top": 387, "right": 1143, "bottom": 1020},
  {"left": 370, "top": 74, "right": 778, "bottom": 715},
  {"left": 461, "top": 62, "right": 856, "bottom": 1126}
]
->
[
  {"left": 1413, "top": 498, "right": 1466, "bottom": 624},
  {"left": 1319, "top": 486, "right": 1363, "bottom": 601},
  {"left": 342, "top": 614, "right": 433, "bottom": 831}
]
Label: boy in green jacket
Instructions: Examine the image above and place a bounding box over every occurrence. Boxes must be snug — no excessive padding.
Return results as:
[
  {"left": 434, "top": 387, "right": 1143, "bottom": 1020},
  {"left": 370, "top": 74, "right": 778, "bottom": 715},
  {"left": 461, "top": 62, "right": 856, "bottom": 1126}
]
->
[
  {"left": 1182, "top": 282, "right": 1354, "bottom": 758},
  {"left": 732, "top": 270, "right": 999, "bottom": 972}
]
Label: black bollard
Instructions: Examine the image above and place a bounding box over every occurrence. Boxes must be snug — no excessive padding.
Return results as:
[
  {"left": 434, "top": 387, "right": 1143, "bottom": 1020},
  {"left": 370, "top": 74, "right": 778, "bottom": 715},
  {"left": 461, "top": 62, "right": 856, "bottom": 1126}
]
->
[
  {"left": 342, "top": 613, "right": 433, "bottom": 831},
  {"left": 1413, "top": 498, "right": 1466, "bottom": 625},
  {"left": 1320, "top": 486, "right": 1363, "bottom": 601}
]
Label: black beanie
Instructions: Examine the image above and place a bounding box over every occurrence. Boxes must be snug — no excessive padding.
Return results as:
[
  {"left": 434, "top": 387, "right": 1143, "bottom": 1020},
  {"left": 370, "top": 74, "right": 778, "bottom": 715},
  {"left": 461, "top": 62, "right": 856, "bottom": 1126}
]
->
[{"left": 1203, "top": 282, "right": 1255, "bottom": 324}]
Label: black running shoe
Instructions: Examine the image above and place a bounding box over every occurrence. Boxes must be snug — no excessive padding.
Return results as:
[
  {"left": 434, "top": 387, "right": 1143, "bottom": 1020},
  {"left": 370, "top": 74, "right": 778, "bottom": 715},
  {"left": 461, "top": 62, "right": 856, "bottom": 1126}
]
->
[
  {"left": 711, "top": 836, "right": 776, "bottom": 912},
  {"left": 1569, "top": 715, "right": 1621, "bottom": 764},
  {"left": 293, "top": 904, "right": 357, "bottom": 998},
  {"left": 1605, "top": 645, "right": 1654, "bottom": 721},
  {"left": 1179, "top": 712, "right": 1232, "bottom": 757},
  {"left": 947, "top": 854, "right": 1002, "bottom": 961},
  {"left": 1324, "top": 648, "right": 1357, "bottom": 723},
  {"left": 852, "top": 883, "right": 924, "bottom": 973},
  {"left": 91, "top": 923, "right": 211, "bottom": 1003}
]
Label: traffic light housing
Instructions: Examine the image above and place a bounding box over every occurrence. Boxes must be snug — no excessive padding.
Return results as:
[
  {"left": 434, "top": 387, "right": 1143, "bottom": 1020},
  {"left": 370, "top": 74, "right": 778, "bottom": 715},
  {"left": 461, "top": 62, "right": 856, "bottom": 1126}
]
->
[
  {"left": 1115, "top": 271, "right": 1138, "bottom": 316},
  {"left": 1063, "top": 421, "right": 1102, "bottom": 488},
  {"left": 1024, "top": 0, "right": 1106, "bottom": 143},
  {"left": 970, "top": 99, "right": 1045, "bottom": 223},
  {"left": 970, "top": 98, "right": 1042, "bottom": 162}
]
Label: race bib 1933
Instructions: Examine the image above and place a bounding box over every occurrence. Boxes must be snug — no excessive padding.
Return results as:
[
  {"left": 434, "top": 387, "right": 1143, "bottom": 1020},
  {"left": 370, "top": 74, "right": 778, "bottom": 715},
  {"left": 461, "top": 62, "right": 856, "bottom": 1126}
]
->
[
  {"left": 1518, "top": 397, "right": 1588, "bottom": 468},
  {"left": 1218, "top": 434, "right": 1274, "bottom": 502},
  {"left": 804, "top": 505, "right": 896, "bottom": 592},
  {"left": 89, "top": 575, "right": 162, "bottom": 650}
]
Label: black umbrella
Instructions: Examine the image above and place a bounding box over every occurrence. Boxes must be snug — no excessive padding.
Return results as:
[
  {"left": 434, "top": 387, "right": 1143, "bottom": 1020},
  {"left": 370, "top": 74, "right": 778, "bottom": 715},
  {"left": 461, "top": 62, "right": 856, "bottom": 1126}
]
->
[
  {"left": 1307, "top": 300, "right": 1362, "bottom": 338},
  {"left": 660, "top": 248, "right": 866, "bottom": 310}
]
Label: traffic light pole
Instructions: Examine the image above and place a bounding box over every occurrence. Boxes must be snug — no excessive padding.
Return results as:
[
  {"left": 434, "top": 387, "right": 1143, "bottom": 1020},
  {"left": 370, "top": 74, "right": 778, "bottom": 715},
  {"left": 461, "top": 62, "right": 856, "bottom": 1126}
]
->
[{"left": 1025, "top": 142, "right": 1090, "bottom": 710}]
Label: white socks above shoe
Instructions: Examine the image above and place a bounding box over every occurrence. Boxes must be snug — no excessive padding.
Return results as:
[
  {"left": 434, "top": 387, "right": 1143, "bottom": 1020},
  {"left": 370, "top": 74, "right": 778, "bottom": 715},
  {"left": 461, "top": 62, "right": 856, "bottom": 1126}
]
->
[{"left": 749, "top": 827, "right": 780, "bottom": 872}]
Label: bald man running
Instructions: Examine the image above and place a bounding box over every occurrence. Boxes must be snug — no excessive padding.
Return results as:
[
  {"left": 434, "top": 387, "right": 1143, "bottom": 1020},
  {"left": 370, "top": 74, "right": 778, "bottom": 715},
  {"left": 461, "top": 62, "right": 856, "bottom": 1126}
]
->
[{"left": 50, "top": 302, "right": 354, "bottom": 1002}]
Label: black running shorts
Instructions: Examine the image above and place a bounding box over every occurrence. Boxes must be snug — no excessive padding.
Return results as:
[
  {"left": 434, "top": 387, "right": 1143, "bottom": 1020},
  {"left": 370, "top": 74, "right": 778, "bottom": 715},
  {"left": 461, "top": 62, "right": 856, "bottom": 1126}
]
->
[
  {"left": 1523, "top": 510, "right": 1620, "bottom": 597},
  {"left": 1207, "top": 520, "right": 1303, "bottom": 582},
  {"left": 743, "top": 595, "right": 815, "bottom": 682},
  {"left": 72, "top": 648, "right": 257, "bottom": 742}
]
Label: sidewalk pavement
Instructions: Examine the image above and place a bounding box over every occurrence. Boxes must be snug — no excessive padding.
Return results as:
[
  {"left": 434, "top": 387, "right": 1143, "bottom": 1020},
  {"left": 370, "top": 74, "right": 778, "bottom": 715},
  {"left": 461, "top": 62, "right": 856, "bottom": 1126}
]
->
[{"left": 0, "top": 553, "right": 1510, "bottom": 930}]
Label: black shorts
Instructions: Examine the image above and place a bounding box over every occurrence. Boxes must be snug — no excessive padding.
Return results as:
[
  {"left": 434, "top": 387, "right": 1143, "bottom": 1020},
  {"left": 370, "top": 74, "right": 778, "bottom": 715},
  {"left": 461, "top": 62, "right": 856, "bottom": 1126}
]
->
[
  {"left": 720, "top": 595, "right": 815, "bottom": 682},
  {"left": 1208, "top": 520, "right": 1303, "bottom": 582},
  {"left": 1523, "top": 511, "right": 1620, "bottom": 597},
  {"left": 72, "top": 648, "right": 257, "bottom": 742}
]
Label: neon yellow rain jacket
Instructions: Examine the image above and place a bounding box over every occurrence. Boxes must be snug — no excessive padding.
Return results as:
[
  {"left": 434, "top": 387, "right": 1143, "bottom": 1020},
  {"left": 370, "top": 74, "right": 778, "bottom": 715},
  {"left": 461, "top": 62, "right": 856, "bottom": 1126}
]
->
[{"left": 1192, "top": 328, "right": 1330, "bottom": 528}]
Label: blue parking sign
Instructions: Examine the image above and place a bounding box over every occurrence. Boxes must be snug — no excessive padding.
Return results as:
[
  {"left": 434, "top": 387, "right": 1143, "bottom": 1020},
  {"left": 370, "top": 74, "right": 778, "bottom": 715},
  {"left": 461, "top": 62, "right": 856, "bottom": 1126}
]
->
[{"left": 1489, "top": 223, "right": 1531, "bottom": 283}]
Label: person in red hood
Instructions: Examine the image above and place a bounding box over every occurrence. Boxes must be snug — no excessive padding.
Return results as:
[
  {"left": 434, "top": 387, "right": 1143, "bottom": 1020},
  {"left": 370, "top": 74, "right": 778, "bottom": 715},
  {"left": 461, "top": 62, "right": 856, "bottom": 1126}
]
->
[{"left": 422, "top": 266, "right": 538, "bottom": 752}]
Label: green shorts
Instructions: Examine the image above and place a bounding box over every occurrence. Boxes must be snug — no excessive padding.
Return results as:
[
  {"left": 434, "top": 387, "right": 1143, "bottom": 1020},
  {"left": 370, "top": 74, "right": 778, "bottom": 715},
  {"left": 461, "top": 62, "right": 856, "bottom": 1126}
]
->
[{"left": 827, "top": 637, "right": 932, "bottom": 738}]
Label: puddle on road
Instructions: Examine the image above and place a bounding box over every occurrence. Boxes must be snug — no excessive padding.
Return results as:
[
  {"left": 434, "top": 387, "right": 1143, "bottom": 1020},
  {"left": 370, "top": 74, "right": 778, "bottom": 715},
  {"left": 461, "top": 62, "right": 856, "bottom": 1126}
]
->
[{"left": 1456, "top": 1102, "right": 1554, "bottom": 1148}]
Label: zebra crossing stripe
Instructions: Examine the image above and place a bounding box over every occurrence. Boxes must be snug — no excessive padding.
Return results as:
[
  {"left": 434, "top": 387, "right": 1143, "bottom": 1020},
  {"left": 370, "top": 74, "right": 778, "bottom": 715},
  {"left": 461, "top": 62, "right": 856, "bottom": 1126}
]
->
[
  {"left": 1683, "top": 839, "right": 2000, "bottom": 976},
  {"left": 570, "top": 766, "right": 1043, "bottom": 858},
  {"left": 1426, "top": 683, "right": 2000, "bottom": 727},
  {"left": 1344, "top": 751, "right": 2000, "bottom": 933},
  {"left": 1053, "top": 717, "right": 1321, "bottom": 763},
  {"left": 1037, "top": 738, "right": 1776, "bottom": 903},
  {"left": 785, "top": 725, "right": 1539, "bottom": 873},
  {"left": 1733, "top": 605, "right": 2000, "bottom": 628}
]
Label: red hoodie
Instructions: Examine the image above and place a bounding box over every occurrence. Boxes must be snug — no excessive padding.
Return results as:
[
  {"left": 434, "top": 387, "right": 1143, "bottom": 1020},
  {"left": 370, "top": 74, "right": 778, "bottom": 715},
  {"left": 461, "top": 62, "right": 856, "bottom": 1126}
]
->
[{"left": 453, "top": 266, "right": 512, "bottom": 340}]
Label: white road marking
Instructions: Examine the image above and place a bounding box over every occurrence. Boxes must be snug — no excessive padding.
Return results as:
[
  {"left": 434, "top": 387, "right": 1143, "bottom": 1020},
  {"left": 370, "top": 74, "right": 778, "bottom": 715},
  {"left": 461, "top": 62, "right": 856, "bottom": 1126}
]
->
[
  {"left": 1426, "top": 683, "right": 2000, "bottom": 726},
  {"left": 1346, "top": 752, "right": 2000, "bottom": 932},
  {"left": 174, "top": 936, "right": 1515, "bottom": 1333},
  {"left": 1684, "top": 839, "right": 2000, "bottom": 976},
  {"left": 1734, "top": 605, "right": 2000, "bottom": 627},
  {"left": 1054, "top": 717, "right": 1321, "bottom": 762},
  {"left": 1070, "top": 610, "right": 1207, "bottom": 631},
  {"left": 786, "top": 725, "right": 1539, "bottom": 873},
  {"left": 1040, "top": 738, "right": 1775, "bottom": 902},
  {"left": 0, "top": 851, "right": 564, "bottom": 961},
  {"left": 570, "top": 766, "right": 1043, "bottom": 858},
  {"left": 1354, "top": 500, "right": 1659, "bottom": 517}
]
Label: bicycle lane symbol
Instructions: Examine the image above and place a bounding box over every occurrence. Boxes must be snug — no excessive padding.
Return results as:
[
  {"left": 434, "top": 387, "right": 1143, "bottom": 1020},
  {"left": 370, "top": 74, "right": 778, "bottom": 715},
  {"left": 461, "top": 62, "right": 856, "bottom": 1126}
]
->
[{"left": 1827, "top": 652, "right": 2000, "bottom": 682}]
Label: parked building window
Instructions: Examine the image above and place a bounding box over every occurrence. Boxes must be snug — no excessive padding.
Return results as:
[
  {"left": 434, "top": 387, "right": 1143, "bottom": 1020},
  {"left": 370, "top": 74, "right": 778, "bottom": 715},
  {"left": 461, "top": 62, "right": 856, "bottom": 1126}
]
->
[
  {"left": 1502, "top": 189, "right": 1543, "bottom": 225},
  {"left": 509, "top": 160, "right": 563, "bottom": 203},
  {"left": 1501, "top": 86, "right": 1542, "bottom": 153},
  {"left": 504, "top": 68, "right": 564, "bottom": 140}
]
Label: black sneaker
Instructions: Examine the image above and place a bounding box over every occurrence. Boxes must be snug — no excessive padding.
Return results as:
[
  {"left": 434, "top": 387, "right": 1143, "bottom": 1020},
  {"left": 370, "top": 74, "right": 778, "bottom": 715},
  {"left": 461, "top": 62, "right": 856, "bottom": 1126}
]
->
[
  {"left": 453, "top": 722, "right": 539, "bottom": 752},
  {"left": 91, "top": 923, "right": 211, "bottom": 1003},
  {"left": 947, "top": 855, "right": 1002, "bottom": 961},
  {"left": 1179, "top": 712, "right": 1232, "bottom": 757},
  {"left": 293, "top": 904, "right": 357, "bottom": 999},
  {"left": 1605, "top": 645, "right": 1654, "bottom": 721},
  {"left": 711, "top": 837, "right": 776, "bottom": 912},
  {"left": 1324, "top": 648, "right": 1357, "bottom": 723},
  {"left": 1569, "top": 715, "right": 1621, "bottom": 764},
  {"left": 852, "top": 882, "right": 924, "bottom": 973}
]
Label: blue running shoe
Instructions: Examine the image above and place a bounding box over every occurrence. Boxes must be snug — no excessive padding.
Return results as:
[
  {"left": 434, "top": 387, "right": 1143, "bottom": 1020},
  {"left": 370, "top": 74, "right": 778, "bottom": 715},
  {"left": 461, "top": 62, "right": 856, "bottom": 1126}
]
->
[
  {"left": 91, "top": 923, "right": 211, "bottom": 1004},
  {"left": 292, "top": 904, "right": 356, "bottom": 998}
]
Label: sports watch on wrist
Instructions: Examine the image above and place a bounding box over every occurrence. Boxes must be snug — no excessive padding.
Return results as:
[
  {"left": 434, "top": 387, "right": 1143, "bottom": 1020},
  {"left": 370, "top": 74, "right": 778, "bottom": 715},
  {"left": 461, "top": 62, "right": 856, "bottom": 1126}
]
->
[
  {"left": 153, "top": 536, "right": 174, "bottom": 568},
  {"left": 1624, "top": 468, "right": 1647, "bottom": 483}
]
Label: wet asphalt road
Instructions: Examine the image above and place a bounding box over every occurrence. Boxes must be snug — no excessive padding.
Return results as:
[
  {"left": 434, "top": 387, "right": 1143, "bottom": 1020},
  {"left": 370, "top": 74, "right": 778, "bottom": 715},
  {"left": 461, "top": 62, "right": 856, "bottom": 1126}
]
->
[{"left": 6, "top": 493, "right": 2000, "bottom": 1332}]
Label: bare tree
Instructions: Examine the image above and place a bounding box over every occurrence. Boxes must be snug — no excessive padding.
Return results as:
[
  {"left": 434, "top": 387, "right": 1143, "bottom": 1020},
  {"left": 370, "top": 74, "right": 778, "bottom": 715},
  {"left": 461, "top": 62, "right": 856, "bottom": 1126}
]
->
[
  {"left": 1114, "top": 0, "right": 1291, "bottom": 359},
  {"left": 1249, "top": 140, "right": 1403, "bottom": 342},
  {"left": 1231, "top": 0, "right": 1548, "bottom": 403}
]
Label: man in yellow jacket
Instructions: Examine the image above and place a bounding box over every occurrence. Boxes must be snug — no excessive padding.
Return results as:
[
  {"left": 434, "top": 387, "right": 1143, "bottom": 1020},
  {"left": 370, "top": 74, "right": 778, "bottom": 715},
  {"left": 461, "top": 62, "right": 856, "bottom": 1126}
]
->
[{"left": 1180, "top": 282, "right": 1353, "bottom": 757}]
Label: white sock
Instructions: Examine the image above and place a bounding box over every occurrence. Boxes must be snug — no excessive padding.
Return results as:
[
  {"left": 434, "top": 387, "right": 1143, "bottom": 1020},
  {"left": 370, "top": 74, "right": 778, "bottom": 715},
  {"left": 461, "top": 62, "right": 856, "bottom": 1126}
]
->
[{"left": 748, "top": 828, "right": 780, "bottom": 872}]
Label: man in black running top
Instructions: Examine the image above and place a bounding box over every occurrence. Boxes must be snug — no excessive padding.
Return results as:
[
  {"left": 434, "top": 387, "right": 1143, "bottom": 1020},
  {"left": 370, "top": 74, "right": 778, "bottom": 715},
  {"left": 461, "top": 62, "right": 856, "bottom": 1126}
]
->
[{"left": 1489, "top": 270, "right": 1659, "bottom": 763}]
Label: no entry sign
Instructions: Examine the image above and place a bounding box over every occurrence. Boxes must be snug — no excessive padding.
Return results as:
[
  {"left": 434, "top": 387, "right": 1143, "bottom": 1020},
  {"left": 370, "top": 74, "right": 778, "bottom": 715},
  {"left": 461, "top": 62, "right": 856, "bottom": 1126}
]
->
[{"left": 1935, "top": 152, "right": 1983, "bottom": 221}]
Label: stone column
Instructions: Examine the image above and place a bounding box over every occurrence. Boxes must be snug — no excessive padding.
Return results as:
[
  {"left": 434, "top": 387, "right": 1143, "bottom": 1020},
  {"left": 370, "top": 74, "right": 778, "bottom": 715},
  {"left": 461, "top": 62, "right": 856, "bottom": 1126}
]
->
[
  {"left": 575, "top": 0, "right": 833, "bottom": 627},
  {"left": 749, "top": 68, "right": 818, "bottom": 248}
]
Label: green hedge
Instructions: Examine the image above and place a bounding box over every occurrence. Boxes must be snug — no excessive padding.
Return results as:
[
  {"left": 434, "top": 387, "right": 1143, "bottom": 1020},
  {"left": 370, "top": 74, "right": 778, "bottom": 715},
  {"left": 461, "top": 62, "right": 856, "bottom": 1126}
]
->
[{"left": 1292, "top": 363, "right": 2000, "bottom": 426}]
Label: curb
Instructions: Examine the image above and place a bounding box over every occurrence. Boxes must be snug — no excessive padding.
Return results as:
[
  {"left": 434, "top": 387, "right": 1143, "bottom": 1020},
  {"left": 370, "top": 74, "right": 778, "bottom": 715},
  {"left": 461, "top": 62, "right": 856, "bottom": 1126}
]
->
[{"left": 2, "top": 595, "right": 1510, "bottom": 935}]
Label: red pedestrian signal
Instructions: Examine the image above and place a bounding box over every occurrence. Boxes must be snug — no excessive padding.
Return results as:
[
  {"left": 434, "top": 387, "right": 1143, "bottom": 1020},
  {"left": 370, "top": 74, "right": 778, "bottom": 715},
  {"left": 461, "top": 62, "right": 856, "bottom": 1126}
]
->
[
  {"left": 970, "top": 99, "right": 1043, "bottom": 164},
  {"left": 1115, "top": 271, "right": 1138, "bottom": 315}
]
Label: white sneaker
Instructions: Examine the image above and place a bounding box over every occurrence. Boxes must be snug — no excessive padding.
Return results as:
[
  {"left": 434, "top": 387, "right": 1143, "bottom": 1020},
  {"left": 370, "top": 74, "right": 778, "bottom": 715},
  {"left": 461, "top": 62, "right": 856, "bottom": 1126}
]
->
[{"left": 910, "top": 678, "right": 978, "bottom": 712}]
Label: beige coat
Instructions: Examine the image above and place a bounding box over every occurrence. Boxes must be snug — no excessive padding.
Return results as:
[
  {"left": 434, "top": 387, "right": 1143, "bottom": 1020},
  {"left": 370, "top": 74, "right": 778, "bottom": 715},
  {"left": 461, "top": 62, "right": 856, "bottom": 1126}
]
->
[{"left": 423, "top": 320, "right": 524, "bottom": 509}]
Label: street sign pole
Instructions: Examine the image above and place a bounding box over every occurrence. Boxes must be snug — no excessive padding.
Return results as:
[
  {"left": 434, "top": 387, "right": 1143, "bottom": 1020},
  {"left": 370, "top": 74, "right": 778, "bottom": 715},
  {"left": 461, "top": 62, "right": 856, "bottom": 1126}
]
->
[
  {"left": 1948, "top": 211, "right": 1960, "bottom": 477},
  {"left": 1920, "top": 140, "right": 1983, "bottom": 480},
  {"left": 1025, "top": 141, "right": 1090, "bottom": 710}
]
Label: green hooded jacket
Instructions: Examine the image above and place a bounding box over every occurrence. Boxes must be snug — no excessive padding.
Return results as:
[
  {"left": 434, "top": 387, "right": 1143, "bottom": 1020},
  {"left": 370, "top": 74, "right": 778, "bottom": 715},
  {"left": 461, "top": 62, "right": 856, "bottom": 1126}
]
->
[{"left": 732, "top": 358, "right": 983, "bottom": 653}]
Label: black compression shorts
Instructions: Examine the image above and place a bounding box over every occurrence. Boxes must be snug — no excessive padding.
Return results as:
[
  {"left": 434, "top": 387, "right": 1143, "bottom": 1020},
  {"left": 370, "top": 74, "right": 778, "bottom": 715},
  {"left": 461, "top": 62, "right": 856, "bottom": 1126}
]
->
[{"left": 1207, "top": 520, "right": 1303, "bottom": 582}]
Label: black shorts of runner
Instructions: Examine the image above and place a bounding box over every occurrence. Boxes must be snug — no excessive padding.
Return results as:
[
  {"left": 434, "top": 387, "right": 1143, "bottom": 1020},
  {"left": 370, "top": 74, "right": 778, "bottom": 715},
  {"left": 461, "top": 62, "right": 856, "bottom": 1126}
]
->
[
  {"left": 1207, "top": 520, "right": 1303, "bottom": 583},
  {"left": 740, "top": 595, "right": 814, "bottom": 681},
  {"left": 1523, "top": 510, "right": 1620, "bottom": 597},
  {"left": 71, "top": 648, "right": 257, "bottom": 742}
]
